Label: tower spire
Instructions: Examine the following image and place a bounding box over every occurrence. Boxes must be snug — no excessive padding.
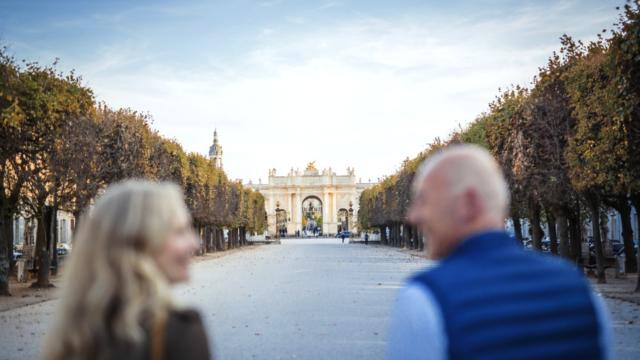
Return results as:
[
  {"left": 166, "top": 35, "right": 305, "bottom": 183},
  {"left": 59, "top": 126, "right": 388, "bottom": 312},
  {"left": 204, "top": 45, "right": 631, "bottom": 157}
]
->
[{"left": 209, "top": 128, "right": 223, "bottom": 168}]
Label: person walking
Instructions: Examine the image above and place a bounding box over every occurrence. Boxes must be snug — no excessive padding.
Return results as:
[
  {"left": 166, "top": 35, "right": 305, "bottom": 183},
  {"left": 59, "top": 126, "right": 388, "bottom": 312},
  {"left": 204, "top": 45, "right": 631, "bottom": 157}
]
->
[
  {"left": 387, "top": 145, "right": 612, "bottom": 360},
  {"left": 364, "top": 232, "right": 369, "bottom": 245},
  {"left": 341, "top": 232, "right": 346, "bottom": 244},
  {"left": 43, "top": 181, "right": 211, "bottom": 360}
]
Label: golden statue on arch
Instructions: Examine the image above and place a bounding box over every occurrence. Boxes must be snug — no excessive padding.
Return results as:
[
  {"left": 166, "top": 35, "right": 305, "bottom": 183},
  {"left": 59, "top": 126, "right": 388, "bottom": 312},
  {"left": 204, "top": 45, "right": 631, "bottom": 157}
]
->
[{"left": 305, "top": 161, "right": 317, "bottom": 172}]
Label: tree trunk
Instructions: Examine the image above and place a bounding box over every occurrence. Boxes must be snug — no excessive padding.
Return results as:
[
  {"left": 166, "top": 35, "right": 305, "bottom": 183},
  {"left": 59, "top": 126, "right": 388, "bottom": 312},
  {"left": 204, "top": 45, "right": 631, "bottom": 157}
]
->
[
  {"left": 381, "top": 226, "right": 387, "bottom": 245},
  {"left": 0, "top": 212, "right": 12, "bottom": 296},
  {"left": 557, "top": 213, "right": 570, "bottom": 258},
  {"left": 395, "top": 224, "right": 398, "bottom": 247},
  {"left": 569, "top": 201, "right": 583, "bottom": 266},
  {"left": 214, "top": 227, "right": 220, "bottom": 251},
  {"left": 512, "top": 216, "right": 524, "bottom": 244},
  {"left": 50, "top": 207, "right": 59, "bottom": 276},
  {"left": 214, "top": 227, "right": 219, "bottom": 251},
  {"left": 242, "top": 227, "right": 247, "bottom": 246},
  {"left": 528, "top": 196, "right": 543, "bottom": 250},
  {"left": 630, "top": 194, "right": 640, "bottom": 292},
  {"left": 234, "top": 228, "right": 238, "bottom": 248},
  {"left": 211, "top": 227, "right": 217, "bottom": 252},
  {"left": 612, "top": 197, "right": 637, "bottom": 273},
  {"left": 546, "top": 209, "right": 558, "bottom": 255},
  {"left": 5, "top": 215, "right": 14, "bottom": 276},
  {"left": 211, "top": 227, "right": 217, "bottom": 251},
  {"left": 391, "top": 225, "right": 395, "bottom": 246},
  {"left": 587, "top": 195, "right": 606, "bottom": 284},
  {"left": 210, "top": 226, "right": 216, "bottom": 252},
  {"left": 33, "top": 207, "right": 53, "bottom": 288},
  {"left": 553, "top": 207, "right": 570, "bottom": 259},
  {"left": 203, "top": 226, "right": 209, "bottom": 253},
  {"left": 202, "top": 226, "right": 207, "bottom": 254}
]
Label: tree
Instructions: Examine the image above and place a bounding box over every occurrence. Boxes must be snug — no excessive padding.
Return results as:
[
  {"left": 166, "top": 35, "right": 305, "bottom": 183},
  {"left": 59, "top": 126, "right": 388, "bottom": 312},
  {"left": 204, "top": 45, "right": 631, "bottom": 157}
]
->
[
  {"left": 484, "top": 87, "right": 530, "bottom": 245},
  {"left": 608, "top": 1, "right": 640, "bottom": 290},
  {"left": 16, "top": 61, "right": 94, "bottom": 287},
  {"left": 563, "top": 37, "right": 630, "bottom": 283},
  {"left": 96, "top": 105, "right": 154, "bottom": 183},
  {"left": 0, "top": 49, "right": 25, "bottom": 295},
  {"left": 512, "top": 52, "right": 577, "bottom": 257}
]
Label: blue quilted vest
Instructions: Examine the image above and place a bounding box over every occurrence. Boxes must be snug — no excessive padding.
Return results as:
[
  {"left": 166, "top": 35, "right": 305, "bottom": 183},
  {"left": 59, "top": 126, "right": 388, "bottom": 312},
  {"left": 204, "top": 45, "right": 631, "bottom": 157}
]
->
[{"left": 411, "top": 231, "right": 602, "bottom": 360}]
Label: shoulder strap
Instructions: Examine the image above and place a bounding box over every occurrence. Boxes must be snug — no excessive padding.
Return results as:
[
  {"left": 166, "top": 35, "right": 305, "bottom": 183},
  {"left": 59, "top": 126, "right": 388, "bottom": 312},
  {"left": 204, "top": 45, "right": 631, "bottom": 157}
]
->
[{"left": 151, "top": 312, "right": 168, "bottom": 360}]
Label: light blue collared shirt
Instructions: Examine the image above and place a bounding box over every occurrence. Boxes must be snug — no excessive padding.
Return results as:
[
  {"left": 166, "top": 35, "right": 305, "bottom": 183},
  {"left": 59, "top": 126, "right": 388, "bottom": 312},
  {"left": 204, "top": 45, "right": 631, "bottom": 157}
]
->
[{"left": 387, "top": 275, "right": 614, "bottom": 360}]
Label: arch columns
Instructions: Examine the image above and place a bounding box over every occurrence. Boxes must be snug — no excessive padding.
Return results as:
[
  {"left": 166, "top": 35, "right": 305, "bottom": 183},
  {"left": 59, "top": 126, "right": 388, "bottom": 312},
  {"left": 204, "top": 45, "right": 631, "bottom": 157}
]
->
[{"left": 295, "top": 188, "right": 301, "bottom": 232}]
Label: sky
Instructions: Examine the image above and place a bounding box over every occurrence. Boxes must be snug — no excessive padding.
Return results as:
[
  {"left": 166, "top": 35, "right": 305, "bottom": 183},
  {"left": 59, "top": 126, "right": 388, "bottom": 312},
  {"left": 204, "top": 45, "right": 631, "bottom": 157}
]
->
[{"left": 0, "top": 0, "right": 623, "bottom": 184}]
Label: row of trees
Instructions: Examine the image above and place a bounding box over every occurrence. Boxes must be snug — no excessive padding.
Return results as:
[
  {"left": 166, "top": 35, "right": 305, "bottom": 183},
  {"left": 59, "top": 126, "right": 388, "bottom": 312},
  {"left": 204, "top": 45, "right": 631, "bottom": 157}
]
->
[
  {"left": 358, "top": 2, "right": 640, "bottom": 289},
  {"left": 0, "top": 51, "right": 266, "bottom": 296}
]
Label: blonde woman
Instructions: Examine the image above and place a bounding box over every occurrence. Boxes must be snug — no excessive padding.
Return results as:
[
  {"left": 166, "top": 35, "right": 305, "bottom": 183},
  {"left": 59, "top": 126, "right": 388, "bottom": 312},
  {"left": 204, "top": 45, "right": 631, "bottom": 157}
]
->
[{"left": 43, "top": 180, "right": 211, "bottom": 360}]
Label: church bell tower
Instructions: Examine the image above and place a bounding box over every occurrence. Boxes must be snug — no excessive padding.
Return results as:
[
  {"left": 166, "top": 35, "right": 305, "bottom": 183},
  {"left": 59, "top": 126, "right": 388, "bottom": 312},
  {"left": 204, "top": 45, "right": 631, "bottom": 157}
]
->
[{"left": 209, "top": 129, "right": 223, "bottom": 169}]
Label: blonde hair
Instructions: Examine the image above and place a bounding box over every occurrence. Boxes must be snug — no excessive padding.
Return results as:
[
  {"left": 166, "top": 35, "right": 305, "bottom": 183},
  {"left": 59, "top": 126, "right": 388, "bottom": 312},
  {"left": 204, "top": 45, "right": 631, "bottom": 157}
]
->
[
  {"left": 43, "top": 180, "right": 191, "bottom": 360},
  {"left": 414, "top": 144, "right": 510, "bottom": 218}
]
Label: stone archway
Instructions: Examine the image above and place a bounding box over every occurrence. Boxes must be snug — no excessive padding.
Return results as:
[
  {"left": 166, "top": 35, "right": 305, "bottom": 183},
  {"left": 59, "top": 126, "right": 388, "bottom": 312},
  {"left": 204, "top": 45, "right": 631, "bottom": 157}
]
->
[
  {"left": 301, "top": 196, "right": 323, "bottom": 235},
  {"left": 337, "top": 208, "right": 349, "bottom": 232},
  {"left": 275, "top": 208, "right": 288, "bottom": 237}
]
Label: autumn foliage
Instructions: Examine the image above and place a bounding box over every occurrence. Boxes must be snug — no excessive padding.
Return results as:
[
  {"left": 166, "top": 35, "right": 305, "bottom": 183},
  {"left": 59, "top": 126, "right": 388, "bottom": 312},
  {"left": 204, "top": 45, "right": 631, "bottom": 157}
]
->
[
  {"left": 358, "top": 2, "right": 640, "bottom": 289},
  {"left": 0, "top": 52, "right": 266, "bottom": 295}
]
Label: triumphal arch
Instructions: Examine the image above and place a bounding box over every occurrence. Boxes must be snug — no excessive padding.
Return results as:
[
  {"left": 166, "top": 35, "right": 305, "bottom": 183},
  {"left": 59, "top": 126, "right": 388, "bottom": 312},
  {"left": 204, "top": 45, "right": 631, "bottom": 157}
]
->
[{"left": 248, "top": 162, "right": 376, "bottom": 236}]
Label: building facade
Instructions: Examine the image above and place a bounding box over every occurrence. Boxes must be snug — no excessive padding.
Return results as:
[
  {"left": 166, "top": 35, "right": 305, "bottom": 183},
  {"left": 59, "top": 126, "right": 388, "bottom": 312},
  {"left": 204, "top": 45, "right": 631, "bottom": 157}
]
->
[
  {"left": 209, "top": 129, "right": 223, "bottom": 169},
  {"left": 248, "top": 162, "right": 376, "bottom": 236},
  {"left": 505, "top": 207, "right": 639, "bottom": 251},
  {"left": 13, "top": 210, "right": 75, "bottom": 256}
]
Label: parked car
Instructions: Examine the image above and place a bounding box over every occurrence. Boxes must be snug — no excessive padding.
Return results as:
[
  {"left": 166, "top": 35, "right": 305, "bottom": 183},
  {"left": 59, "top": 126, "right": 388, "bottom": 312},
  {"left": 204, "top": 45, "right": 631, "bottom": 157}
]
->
[
  {"left": 12, "top": 250, "right": 23, "bottom": 261},
  {"left": 523, "top": 238, "right": 550, "bottom": 252},
  {"left": 540, "top": 237, "right": 551, "bottom": 252},
  {"left": 57, "top": 243, "right": 72, "bottom": 256},
  {"left": 610, "top": 239, "right": 624, "bottom": 256},
  {"left": 336, "top": 231, "right": 352, "bottom": 238}
]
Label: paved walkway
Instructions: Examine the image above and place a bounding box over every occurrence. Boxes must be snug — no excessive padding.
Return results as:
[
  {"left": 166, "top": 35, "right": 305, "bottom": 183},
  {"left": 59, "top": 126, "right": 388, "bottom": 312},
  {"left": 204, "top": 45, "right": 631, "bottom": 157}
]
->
[
  {"left": 1, "top": 238, "right": 639, "bottom": 359},
  {"left": 177, "top": 238, "right": 429, "bottom": 359}
]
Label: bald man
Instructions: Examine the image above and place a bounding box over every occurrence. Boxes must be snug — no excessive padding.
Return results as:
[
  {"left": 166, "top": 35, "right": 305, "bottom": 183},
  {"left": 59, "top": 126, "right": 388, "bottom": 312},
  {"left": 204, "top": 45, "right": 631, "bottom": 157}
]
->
[{"left": 387, "top": 145, "right": 612, "bottom": 360}]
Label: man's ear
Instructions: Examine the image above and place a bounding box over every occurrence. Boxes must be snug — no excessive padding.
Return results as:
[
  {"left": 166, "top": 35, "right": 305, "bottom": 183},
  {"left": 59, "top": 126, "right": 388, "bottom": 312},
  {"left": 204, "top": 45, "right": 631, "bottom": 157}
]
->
[{"left": 461, "top": 189, "right": 482, "bottom": 222}]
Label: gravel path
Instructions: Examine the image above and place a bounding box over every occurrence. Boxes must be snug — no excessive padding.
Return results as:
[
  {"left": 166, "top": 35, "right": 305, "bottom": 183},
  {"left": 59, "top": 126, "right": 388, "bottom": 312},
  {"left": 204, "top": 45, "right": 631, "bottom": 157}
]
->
[{"left": 1, "top": 238, "right": 639, "bottom": 359}]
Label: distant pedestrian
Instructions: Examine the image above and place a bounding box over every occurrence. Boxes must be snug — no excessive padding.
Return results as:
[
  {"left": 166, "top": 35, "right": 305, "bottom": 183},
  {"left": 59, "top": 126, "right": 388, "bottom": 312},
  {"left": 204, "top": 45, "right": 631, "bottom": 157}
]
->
[
  {"left": 387, "top": 145, "right": 612, "bottom": 360},
  {"left": 364, "top": 232, "right": 369, "bottom": 245},
  {"left": 341, "top": 232, "right": 346, "bottom": 244},
  {"left": 43, "top": 181, "right": 211, "bottom": 360}
]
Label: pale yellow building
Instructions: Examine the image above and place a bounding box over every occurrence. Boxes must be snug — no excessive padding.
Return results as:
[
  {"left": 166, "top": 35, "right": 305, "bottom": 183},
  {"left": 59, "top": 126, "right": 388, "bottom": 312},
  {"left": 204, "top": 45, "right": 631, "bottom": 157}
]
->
[{"left": 248, "top": 162, "right": 376, "bottom": 236}]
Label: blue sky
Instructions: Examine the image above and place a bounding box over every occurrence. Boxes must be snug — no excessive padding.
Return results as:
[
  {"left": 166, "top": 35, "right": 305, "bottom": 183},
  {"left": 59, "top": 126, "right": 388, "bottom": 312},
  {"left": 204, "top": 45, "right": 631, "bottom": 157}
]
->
[{"left": 0, "top": 0, "right": 622, "bottom": 183}]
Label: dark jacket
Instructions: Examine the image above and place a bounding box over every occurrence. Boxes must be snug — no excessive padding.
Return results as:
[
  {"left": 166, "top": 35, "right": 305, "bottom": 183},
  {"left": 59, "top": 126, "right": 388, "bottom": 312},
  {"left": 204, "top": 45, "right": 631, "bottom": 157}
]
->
[{"left": 107, "top": 309, "right": 211, "bottom": 360}]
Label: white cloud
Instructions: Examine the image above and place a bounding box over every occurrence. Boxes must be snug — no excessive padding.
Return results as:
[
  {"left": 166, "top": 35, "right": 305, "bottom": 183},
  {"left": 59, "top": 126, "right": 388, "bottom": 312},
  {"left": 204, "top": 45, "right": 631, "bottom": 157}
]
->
[{"left": 69, "top": 2, "right": 617, "bottom": 184}]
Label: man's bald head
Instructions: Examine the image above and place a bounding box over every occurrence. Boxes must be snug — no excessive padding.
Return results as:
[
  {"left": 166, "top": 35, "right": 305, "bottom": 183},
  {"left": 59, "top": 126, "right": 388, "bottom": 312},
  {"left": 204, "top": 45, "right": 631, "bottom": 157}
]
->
[
  {"left": 407, "top": 144, "right": 510, "bottom": 259},
  {"left": 414, "top": 145, "right": 510, "bottom": 218}
]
